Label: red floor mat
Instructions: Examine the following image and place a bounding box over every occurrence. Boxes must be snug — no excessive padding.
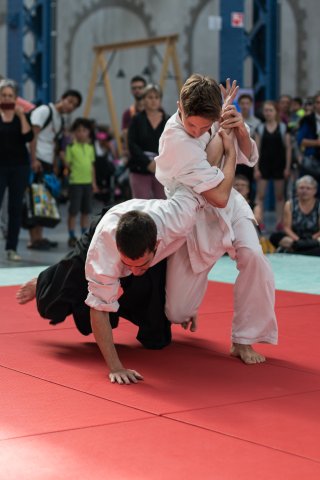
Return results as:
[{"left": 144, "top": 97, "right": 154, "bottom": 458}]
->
[
  {"left": 1, "top": 283, "right": 319, "bottom": 479},
  {"left": 0, "top": 367, "right": 151, "bottom": 440},
  {"left": 1, "top": 417, "right": 319, "bottom": 480}
]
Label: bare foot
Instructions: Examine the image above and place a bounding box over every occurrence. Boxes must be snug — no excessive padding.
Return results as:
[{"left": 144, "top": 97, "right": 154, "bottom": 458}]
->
[
  {"left": 181, "top": 316, "right": 198, "bottom": 332},
  {"left": 231, "top": 343, "right": 266, "bottom": 364},
  {"left": 16, "top": 278, "right": 37, "bottom": 304}
]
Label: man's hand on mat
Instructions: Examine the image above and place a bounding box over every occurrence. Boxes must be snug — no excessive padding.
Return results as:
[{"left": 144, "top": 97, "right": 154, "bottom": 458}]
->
[
  {"left": 181, "top": 316, "right": 198, "bottom": 332},
  {"left": 109, "top": 368, "right": 144, "bottom": 385}
]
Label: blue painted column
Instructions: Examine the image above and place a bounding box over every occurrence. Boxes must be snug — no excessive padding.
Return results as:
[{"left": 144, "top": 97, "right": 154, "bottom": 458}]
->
[
  {"left": 6, "top": 0, "right": 53, "bottom": 103},
  {"left": 219, "top": 0, "right": 246, "bottom": 85},
  {"left": 6, "top": 0, "right": 24, "bottom": 87}
]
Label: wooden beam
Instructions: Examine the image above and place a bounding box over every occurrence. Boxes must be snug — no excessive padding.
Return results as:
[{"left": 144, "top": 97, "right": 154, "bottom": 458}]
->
[
  {"left": 93, "top": 34, "right": 179, "bottom": 53},
  {"left": 159, "top": 40, "right": 173, "bottom": 92},
  {"left": 83, "top": 54, "right": 99, "bottom": 118},
  {"left": 170, "top": 42, "right": 183, "bottom": 91},
  {"left": 97, "top": 52, "right": 123, "bottom": 156}
]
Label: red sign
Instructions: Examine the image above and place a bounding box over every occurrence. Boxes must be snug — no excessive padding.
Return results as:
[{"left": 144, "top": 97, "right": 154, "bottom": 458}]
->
[{"left": 231, "top": 12, "right": 244, "bottom": 28}]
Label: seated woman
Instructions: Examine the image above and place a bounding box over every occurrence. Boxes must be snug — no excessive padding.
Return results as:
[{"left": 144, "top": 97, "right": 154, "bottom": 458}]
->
[{"left": 269, "top": 175, "right": 320, "bottom": 255}]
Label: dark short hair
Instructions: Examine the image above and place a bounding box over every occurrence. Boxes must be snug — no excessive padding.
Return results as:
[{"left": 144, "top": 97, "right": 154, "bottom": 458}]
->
[
  {"left": 115, "top": 210, "right": 157, "bottom": 259},
  {"left": 293, "top": 97, "right": 303, "bottom": 106},
  {"left": 180, "top": 73, "right": 222, "bottom": 120},
  {"left": 61, "top": 89, "right": 82, "bottom": 106},
  {"left": 71, "top": 117, "right": 93, "bottom": 132},
  {"left": 130, "top": 75, "right": 147, "bottom": 86},
  {"left": 238, "top": 93, "right": 253, "bottom": 103},
  {"left": 234, "top": 174, "right": 250, "bottom": 184}
]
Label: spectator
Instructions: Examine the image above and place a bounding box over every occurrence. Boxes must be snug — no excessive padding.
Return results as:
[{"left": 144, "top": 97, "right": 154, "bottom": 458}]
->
[
  {"left": 233, "top": 174, "right": 262, "bottom": 225},
  {"left": 234, "top": 174, "right": 275, "bottom": 254},
  {"left": 28, "top": 89, "right": 82, "bottom": 250},
  {"left": 297, "top": 93, "right": 320, "bottom": 182},
  {"left": 270, "top": 175, "right": 320, "bottom": 255},
  {"left": 94, "top": 127, "right": 116, "bottom": 198},
  {"left": 288, "top": 97, "right": 305, "bottom": 132},
  {"left": 121, "top": 75, "right": 146, "bottom": 154},
  {"left": 236, "top": 93, "right": 262, "bottom": 196},
  {"left": 0, "top": 79, "right": 34, "bottom": 261},
  {"left": 254, "top": 100, "right": 292, "bottom": 231},
  {"left": 64, "top": 118, "right": 97, "bottom": 247},
  {"left": 128, "top": 84, "right": 168, "bottom": 199},
  {"left": 278, "top": 94, "right": 292, "bottom": 125},
  {"left": 0, "top": 74, "right": 35, "bottom": 113},
  {"left": 304, "top": 97, "right": 314, "bottom": 116}
]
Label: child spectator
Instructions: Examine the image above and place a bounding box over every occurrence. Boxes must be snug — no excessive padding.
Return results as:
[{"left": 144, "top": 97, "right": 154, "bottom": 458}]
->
[{"left": 65, "top": 118, "right": 97, "bottom": 247}]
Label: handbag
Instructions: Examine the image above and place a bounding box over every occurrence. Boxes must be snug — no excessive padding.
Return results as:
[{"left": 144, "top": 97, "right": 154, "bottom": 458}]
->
[
  {"left": 23, "top": 182, "right": 61, "bottom": 228},
  {"left": 301, "top": 155, "right": 320, "bottom": 179}
]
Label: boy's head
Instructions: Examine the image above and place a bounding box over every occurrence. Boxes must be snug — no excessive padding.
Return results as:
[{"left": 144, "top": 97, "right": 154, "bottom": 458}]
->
[
  {"left": 178, "top": 74, "right": 222, "bottom": 138},
  {"left": 116, "top": 210, "right": 159, "bottom": 276},
  {"left": 59, "top": 89, "right": 82, "bottom": 114},
  {"left": 71, "top": 117, "right": 93, "bottom": 143}
]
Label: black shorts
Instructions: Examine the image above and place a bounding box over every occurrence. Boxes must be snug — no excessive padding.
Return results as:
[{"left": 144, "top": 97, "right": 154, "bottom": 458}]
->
[{"left": 68, "top": 184, "right": 93, "bottom": 215}]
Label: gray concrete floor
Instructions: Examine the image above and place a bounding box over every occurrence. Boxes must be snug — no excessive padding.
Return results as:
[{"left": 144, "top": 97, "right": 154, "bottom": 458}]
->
[{"left": 0, "top": 199, "right": 105, "bottom": 269}]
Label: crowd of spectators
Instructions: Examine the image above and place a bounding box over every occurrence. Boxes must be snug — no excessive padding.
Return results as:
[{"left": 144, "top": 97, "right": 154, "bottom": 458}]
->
[{"left": 0, "top": 72, "right": 319, "bottom": 260}]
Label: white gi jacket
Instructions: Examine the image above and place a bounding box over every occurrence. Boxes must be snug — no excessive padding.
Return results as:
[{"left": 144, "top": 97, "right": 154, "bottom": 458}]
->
[
  {"left": 155, "top": 111, "right": 259, "bottom": 273},
  {"left": 85, "top": 186, "right": 204, "bottom": 312}
]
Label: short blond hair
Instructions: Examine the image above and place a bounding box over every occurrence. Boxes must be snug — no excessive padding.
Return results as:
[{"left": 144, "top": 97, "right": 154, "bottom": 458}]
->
[{"left": 180, "top": 74, "right": 222, "bottom": 120}]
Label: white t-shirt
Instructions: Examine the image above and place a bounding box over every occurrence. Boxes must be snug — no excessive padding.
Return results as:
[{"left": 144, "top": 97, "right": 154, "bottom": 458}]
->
[
  {"left": 155, "top": 111, "right": 259, "bottom": 272},
  {"left": 30, "top": 103, "right": 63, "bottom": 164},
  {"left": 85, "top": 187, "right": 204, "bottom": 312}
]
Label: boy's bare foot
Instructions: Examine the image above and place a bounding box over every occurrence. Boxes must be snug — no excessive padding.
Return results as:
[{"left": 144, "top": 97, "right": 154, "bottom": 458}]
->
[
  {"left": 16, "top": 278, "right": 37, "bottom": 304},
  {"left": 231, "top": 343, "right": 266, "bottom": 364}
]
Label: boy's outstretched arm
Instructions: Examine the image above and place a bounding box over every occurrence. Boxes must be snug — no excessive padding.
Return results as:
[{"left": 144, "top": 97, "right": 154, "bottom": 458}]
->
[
  {"left": 202, "top": 129, "right": 236, "bottom": 208},
  {"left": 90, "top": 308, "right": 143, "bottom": 385}
]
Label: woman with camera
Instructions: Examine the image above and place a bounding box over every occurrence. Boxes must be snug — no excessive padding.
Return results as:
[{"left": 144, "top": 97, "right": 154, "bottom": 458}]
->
[{"left": 0, "top": 79, "right": 33, "bottom": 261}]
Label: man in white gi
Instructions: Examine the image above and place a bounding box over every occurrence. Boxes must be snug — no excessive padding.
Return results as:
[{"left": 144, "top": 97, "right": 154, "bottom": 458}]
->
[{"left": 155, "top": 74, "right": 278, "bottom": 364}]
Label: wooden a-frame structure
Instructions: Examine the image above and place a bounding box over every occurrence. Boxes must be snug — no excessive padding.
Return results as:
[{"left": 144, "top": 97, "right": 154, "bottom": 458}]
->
[{"left": 83, "top": 34, "right": 183, "bottom": 155}]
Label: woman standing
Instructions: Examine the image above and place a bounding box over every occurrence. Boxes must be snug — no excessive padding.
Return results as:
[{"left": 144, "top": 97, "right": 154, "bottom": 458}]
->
[
  {"left": 254, "top": 100, "right": 292, "bottom": 231},
  {"left": 0, "top": 79, "right": 33, "bottom": 261},
  {"left": 128, "top": 84, "right": 168, "bottom": 199}
]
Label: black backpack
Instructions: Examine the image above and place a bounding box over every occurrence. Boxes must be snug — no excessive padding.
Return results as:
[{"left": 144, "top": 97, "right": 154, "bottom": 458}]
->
[{"left": 27, "top": 104, "right": 65, "bottom": 140}]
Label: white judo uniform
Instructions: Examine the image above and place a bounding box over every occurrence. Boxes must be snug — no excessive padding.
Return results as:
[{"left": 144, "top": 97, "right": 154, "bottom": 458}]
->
[
  {"left": 85, "top": 186, "right": 204, "bottom": 312},
  {"left": 155, "top": 111, "right": 278, "bottom": 345}
]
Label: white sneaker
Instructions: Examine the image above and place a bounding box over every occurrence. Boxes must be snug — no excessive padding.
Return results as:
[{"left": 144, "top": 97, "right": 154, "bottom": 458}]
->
[{"left": 7, "top": 250, "right": 22, "bottom": 261}]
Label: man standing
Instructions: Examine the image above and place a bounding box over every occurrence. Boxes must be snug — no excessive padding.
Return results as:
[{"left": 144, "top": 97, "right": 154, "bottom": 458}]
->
[
  {"left": 121, "top": 75, "right": 146, "bottom": 154},
  {"left": 236, "top": 93, "right": 261, "bottom": 194},
  {"left": 29, "top": 89, "right": 82, "bottom": 250}
]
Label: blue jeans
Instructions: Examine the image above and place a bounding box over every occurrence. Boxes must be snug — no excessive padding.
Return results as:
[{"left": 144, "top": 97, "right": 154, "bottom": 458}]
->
[{"left": 0, "top": 165, "right": 30, "bottom": 251}]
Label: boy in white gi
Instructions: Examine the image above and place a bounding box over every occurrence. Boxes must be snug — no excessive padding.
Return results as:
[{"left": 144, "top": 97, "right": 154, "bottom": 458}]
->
[{"left": 155, "top": 74, "right": 278, "bottom": 364}]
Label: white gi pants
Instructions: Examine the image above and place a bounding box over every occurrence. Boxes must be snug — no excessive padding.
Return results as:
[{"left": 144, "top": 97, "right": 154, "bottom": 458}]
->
[{"left": 165, "top": 218, "right": 278, "bottom": 345}]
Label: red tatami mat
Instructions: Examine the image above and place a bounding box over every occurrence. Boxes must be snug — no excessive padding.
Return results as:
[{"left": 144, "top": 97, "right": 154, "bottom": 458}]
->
[
  {"left": 1, "top": 327, "right": 320, "bottom": 414},
  {"left": 0, "top": 367, "right": 151, "bottom": 440},
  {"left": 166, "top": 390, "right": 320, "bottom": 461},
  {"left": 1, "top": 417, "right": 319, "bottom": 480},
  {"left": 1, "top": 283, "right": 319, "bottom": 478}
]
